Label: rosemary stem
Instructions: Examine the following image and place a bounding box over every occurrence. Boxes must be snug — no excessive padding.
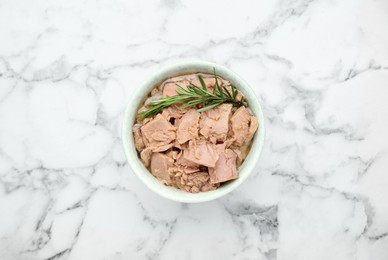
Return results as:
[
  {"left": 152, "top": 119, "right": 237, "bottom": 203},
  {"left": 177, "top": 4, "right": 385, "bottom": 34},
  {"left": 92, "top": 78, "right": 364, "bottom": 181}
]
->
[{"left": 139, "top": 70, "right": 245, "bottom": 119}]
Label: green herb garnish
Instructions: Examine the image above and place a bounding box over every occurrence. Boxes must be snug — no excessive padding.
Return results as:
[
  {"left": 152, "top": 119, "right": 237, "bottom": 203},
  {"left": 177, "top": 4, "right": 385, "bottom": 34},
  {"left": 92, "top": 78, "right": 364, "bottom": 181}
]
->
[{"left": 140, "top": 69, "right": 246, "bottom": 119}]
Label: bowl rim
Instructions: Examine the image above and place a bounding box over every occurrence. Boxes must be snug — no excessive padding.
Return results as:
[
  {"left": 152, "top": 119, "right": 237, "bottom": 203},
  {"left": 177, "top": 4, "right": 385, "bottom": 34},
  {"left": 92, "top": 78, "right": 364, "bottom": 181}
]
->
[{"left": 122, "top": 60, "right": 265, "bottom": 203}]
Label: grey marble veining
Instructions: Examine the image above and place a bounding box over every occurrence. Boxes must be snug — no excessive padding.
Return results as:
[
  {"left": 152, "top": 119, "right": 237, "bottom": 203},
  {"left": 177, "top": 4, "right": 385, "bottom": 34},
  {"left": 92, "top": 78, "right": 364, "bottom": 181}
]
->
[{"left": 0, "top": 0, "right": 387, "bottom": 259}]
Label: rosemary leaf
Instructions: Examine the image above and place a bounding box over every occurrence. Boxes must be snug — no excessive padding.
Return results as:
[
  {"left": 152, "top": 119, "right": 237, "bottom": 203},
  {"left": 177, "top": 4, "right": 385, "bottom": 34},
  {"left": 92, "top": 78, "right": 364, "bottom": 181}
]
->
[
  {"left": 196, "top": 101, "right": 223, "bottom": 112},
  {"left": 198, "top": 75, "right": 207, "bottom": 91},
  {"left": 222, "top": 85, "right": 232, "bottom": 98}
]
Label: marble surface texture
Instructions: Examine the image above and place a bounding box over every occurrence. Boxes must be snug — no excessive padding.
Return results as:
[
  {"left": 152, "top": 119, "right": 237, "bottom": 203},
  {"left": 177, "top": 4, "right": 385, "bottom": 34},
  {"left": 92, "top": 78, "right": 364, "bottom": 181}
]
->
[{"left": 0, "top": 0, "right": 387, "bottom": 259}]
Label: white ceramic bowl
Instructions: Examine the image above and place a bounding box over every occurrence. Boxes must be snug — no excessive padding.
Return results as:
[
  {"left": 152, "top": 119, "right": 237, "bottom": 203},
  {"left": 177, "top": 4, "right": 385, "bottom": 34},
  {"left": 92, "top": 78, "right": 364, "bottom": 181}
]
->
[{"left": 122, "top": 61, "right": 265, "bottom": 203}]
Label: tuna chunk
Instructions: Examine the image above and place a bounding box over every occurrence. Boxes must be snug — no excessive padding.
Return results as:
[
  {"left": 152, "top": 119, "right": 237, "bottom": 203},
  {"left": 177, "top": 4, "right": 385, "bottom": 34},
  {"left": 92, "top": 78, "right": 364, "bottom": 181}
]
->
[
  {"left": 183, "top": 140, "right": 219, "bottom": 167},
  {"left": 133, "top": 125, "right": 145, "bottom": 152},
  {"left": 176, "top": 153, "right": 199, "bottom": 168},
  {"left": 176, "top": 109, "right": 200, "bottom": 144},
  {"left": 199, "top": 104, "right": 232, "bottom": 142},
  {"left": 163, "top": 82, "right": 178, "bottom": 97},
  {"left": 150, "top": 153, "right": 174, "bottom": 184},
  {"left": 230, "top": 106, "right": 251, "bottom": 147},
  {"left": 209, "top": 149, "right": 238, "bottom": 183},
  {"left": 161, "top": 105, "right": 187, "bottom": 122},
  {"left": 152, "top": 143, "right": 174, "bottom": 152},
  {"left": 182, "top": 167, "right": 200, "bottom": 174},
  {"left": 140, "top": 147, "right": 153, "bottom": 167},
  {"left": 141, "top": 114, "right": 176, "bottom": 148},
  {"left": 139, "top": 141, "right": 173, "bottom": 167},
  {"left": 162, "top": 80, "right": 189, "bottom": 97}
]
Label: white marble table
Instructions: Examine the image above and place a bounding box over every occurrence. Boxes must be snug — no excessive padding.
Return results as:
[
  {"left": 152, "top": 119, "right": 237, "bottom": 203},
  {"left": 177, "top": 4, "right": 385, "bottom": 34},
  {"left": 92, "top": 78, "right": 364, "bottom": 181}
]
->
[{"left": 1, "top": 0, "right": 387, "bottom": 259}]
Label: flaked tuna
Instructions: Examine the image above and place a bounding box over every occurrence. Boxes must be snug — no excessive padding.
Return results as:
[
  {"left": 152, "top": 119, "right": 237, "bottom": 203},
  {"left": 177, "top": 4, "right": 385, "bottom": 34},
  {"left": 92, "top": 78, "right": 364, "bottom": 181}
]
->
[
  {"left": 183, "top": 140, "right": 219, "bottom": 167},
  {"left": 199, "top": 104, "right": 232, "bottom": 142},
  {"left": 161, "top": 105, "right": 187, "bottom": 122},
  {"left": 176, "top": 109, "right": 200, "bottom": 144},
  {"left": 150, "top": 153, "right": 174, "bottom": 184},
  {"left": 162, "top": 80, "right": 189, "bottom": 97},
  {"left": 133, "top": 125, "right": 145, "bottom": 152},
  {"left": 247, "top": 116, "right": 259, "bottom": 142},
  {"left": 174, "top": 171, "right": 219, "bottom": 193},
  {"left": 209, "top": 149, "right": 238, "bottom": 183},
  {"left": 162, "top": 82, "right": 179, "bottom": 97},
  {"left": 230, "top": 106, "right": 251, "bottom": 146},
  {"left": 140, "top": 114, "right": 176, "bottom": 148},
  {"left": 140, "top": 147, "right": 153, "bottom": 167}
]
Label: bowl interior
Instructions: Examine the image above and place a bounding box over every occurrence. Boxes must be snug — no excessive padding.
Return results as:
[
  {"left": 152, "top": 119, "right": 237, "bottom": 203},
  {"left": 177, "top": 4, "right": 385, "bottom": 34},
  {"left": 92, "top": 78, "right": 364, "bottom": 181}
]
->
[{"left": 122, "top": 61, "right": 265, "bottom": 203}]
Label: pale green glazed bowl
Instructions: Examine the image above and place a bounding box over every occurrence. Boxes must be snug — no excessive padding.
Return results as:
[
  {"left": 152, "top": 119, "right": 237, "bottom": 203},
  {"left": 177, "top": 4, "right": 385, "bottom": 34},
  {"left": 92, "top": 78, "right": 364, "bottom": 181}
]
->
[{"left": 122, "top": 61, "right": 265, "bottom": 203}]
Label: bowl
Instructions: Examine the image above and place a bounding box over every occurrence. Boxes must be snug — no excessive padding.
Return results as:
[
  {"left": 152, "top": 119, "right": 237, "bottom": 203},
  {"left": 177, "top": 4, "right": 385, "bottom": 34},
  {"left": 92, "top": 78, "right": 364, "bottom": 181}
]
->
[{"left": 122, "top": 61, "right": 265, "bottom": 203}]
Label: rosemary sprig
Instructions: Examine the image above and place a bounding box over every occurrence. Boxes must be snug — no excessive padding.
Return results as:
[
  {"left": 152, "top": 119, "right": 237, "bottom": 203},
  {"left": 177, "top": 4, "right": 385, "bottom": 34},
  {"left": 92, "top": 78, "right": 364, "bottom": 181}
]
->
[{"left": 139, "top": 69, "right": 246, "bottom": 119}]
